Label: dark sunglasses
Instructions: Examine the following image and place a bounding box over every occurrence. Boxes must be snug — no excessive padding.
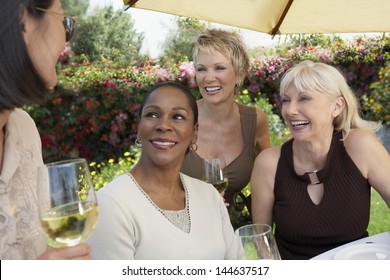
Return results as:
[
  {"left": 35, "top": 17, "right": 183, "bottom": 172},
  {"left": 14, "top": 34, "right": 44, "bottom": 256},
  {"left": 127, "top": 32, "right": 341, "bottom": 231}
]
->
[{"left": 35, "top": 7, "right": 76, "bottom": 42}]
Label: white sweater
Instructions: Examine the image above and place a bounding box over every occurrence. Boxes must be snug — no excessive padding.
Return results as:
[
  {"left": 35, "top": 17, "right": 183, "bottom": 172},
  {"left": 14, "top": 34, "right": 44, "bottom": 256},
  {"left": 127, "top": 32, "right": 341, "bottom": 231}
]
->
[{"left": 88, "top": 173, "right": 243, "bottom": 260}]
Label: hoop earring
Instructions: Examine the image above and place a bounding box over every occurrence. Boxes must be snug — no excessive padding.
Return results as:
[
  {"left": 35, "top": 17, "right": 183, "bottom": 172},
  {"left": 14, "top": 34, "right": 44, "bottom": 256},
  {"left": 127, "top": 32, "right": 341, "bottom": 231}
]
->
[
  {"left": 135, "top": 138, "right": 142, "bottom": 148},
  {"left": 190, "top": 142, "right": 198, "bottom": 152}
]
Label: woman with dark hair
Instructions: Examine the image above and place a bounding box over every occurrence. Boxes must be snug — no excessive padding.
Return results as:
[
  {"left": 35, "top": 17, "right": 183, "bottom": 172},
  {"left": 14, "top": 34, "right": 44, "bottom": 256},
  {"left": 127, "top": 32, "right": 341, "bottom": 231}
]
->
[
  {"left": 88, "top": 81, "right": 243, "bottom": 259},
  {"left": 0, "top": 0, "right": 89, "bottom": 259}
]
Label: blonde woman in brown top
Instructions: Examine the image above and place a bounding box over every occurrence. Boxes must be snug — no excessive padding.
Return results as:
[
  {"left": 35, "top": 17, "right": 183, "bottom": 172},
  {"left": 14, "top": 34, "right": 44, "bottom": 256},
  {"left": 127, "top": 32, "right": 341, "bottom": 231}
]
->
[
  {"left": 251, "top": 60, "right": 390, "bottom": 259},
  {"left": 181, "top": 29, "right": 271, "bottom": 206}
]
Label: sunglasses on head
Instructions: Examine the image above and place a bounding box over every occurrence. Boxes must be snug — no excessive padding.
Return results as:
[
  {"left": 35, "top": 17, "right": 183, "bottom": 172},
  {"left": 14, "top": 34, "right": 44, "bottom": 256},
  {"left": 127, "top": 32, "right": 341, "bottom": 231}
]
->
[{"left": 35, "top": 7, "right": 76, "bottom": 42}]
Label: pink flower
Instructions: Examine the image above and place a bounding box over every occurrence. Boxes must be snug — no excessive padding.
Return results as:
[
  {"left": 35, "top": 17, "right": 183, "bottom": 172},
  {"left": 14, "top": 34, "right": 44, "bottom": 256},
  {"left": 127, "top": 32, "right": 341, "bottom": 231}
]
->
[
  {"left": 178, "top": 62, "right": 195, "bottom": 80},
  {"left": 157, "top": 69, "right": 170, "bottom": 82}
]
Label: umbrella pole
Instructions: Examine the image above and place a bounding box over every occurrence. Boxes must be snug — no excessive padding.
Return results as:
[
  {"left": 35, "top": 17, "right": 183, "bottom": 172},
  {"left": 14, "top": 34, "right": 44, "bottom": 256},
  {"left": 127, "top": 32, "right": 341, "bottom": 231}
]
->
[{"left": 271, "top": 0, "right": 295, "bottom": 38}]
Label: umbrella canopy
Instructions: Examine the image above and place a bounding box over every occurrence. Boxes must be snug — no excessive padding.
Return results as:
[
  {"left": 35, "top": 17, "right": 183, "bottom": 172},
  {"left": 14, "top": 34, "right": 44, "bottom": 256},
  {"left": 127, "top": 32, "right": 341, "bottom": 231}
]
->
[{"left": 123, "top": 0, "right": 390, "bottom": 36}]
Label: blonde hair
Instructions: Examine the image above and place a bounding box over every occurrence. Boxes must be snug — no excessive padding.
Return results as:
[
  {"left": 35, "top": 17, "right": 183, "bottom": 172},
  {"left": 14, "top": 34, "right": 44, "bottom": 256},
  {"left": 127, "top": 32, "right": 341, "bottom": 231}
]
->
[
  {"left": 280, "top": 60, "right": 380, "bottom": 137},
  {"left": 192, "top": 29, "right": 249, "bottom": 95}
]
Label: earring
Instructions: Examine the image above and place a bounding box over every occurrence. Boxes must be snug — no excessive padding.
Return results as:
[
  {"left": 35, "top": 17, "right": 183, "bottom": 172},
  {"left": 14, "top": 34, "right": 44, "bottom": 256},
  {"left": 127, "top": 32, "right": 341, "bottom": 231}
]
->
[
  {"left": 190, "top": 142, "right": 198, "bottom": 152},
  {"left": 135, "top": 138, "right": 142, "bottom": 148}
]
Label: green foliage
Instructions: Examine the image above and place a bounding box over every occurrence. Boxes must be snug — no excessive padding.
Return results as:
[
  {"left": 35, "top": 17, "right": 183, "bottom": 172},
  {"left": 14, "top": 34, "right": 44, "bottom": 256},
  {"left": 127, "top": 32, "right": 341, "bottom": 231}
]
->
[
  {"left": 69, "top": 7, "right": 145, "bottom": 64},
  {"left": 90, "top": 146, "right": 141, "bottom": 191},
  {"left": 246, "top": 33, "right": 390, "bottom": 116},
  {"left": 25, "top": 56, "right": 198, "bottom": 162},
  {"left": 27, "top": 33, "right": 390, "bottom": 165},
  {"left": 368, "top": 189, "right": 390, "bottom": 235},
  {"left": 361, "top": 62, "right": 390, "bottom": 127},
  {"left": 161, "top": 17, "right": 208, "bottom": 62},
  {"left": 27, "top": 59, "right": 141, "bottom": 162},
  {"left": 62, "top": 0, "right": 89, "bottom": 18},
  {"left": 228, "top": 184, "right": 252, "bottom": 230},
  {"left": 286, "top": 33, "right": 345, "bottom": 48},
  {"left": 236, "top": 90, "right": 288, "bottom": 146}
]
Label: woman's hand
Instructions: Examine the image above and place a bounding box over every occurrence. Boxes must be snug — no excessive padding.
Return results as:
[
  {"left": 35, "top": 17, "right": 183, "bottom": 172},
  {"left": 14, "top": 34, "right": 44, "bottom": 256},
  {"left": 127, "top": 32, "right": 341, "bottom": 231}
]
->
[{"left": 37, "top": 243, "right": 91, "bottom": 260}]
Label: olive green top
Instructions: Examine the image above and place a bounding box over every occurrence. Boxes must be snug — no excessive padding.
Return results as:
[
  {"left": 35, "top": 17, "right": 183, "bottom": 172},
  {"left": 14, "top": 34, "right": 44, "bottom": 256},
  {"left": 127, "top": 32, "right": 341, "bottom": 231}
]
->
[{"left": 181, "top": 103, "right": 259, "bottom": 204}]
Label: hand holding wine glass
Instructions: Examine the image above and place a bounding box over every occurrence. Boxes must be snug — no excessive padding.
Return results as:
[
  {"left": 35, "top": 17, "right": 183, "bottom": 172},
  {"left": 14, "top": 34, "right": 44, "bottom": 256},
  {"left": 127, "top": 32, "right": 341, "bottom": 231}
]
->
[
  {"left": 203, "top": 156, "right": 228, "bottom": 193},
  {"left": 38, "top": 158, "right": 98, "bottom": 248}
]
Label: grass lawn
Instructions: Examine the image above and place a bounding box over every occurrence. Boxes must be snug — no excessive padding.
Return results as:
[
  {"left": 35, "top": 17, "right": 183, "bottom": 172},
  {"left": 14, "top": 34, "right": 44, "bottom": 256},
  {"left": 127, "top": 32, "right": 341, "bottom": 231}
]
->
[{"left": 368, "top": 189, "right": 390, "bottom": 235}]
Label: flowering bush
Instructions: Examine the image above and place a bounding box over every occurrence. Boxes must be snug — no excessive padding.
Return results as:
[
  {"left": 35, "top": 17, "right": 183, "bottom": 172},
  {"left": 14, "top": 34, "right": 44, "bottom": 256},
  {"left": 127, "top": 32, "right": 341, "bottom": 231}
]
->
[
  {"left": 361, "top": 63, "right": 390, "bottom": 127},
  {"left": 89, "top": 146, "right": 141, "bottom": 191},
  {"left": 58, "top": 43, "right": 72, "bottom": 64},
  {"left": 26, "top": 58, "right": 197, "bottom": 162},
  {"left": 246, "top": 35, "right": 390, "bottom": 113},
  {"left": 25, "top": 34, "right": 390, "bottom": 163}
]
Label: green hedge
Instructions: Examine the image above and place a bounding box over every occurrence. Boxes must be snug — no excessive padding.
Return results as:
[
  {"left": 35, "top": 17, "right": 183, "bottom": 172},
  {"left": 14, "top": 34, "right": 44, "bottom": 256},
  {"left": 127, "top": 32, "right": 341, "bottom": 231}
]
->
[{"left": 25, "top": 34, "right": 390, "bottom": 163}]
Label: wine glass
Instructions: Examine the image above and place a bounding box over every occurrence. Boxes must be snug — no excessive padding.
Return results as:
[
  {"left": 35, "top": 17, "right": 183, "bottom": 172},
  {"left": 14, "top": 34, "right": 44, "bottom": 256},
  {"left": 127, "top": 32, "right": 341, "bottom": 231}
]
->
[
  {"left": 202, "top": 156, "right": 228, "bottom": 193},
  {"left": 235, "top": 223, "right": 281, "bottom": 260},
  {"left": 38, "top": 158, "right": 99, "bottom": 248}
]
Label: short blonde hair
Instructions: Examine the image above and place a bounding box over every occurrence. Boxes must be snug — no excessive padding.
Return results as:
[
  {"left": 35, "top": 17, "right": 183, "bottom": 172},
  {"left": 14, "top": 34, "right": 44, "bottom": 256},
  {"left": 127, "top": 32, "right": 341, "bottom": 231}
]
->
[
  {"left": 192, "top": 29, "right": 249, "bottom": 94},
  {"left": 280, "top": 60, "right": 379, "bottom": 137}
]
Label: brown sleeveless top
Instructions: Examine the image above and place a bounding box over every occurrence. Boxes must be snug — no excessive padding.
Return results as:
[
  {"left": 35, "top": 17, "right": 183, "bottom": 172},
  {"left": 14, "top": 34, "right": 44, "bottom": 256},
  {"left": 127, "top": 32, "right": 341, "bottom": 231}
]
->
[
  {"left": 274, "top": 130, "right": 371, "bottom": 259},
  {"left": 181, "top": 103, "right": 260, "bottom": 204}
]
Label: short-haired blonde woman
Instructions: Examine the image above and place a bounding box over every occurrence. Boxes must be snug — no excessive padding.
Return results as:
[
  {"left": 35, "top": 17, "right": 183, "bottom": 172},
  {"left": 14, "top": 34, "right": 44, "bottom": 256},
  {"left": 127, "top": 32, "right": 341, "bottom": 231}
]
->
[{"left": 181, "top": 29, "right": 271, "bottom": 207}]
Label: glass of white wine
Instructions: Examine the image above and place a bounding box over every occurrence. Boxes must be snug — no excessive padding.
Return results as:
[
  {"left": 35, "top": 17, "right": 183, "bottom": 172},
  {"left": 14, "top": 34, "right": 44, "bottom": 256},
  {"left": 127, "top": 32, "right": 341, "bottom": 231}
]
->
[
  {"left": 203, "top": 156, "right": 228, "bottom": 193},
  {"left": 38, "top": 158, "right": 99, "bottom": 248},
  {"left": 235, "top": 224, "right": 281, "bottom": 260}
]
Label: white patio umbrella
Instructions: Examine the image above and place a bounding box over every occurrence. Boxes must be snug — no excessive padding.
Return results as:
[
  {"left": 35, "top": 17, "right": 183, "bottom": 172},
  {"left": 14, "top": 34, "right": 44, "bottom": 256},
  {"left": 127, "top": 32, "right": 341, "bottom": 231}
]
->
[{"left": 123, "top": 0, "right": 390, "bottom": 36}]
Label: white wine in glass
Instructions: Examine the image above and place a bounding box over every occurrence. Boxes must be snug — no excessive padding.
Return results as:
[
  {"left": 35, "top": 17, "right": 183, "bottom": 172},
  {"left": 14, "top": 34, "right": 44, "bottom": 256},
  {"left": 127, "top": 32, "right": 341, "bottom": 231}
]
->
[
  {"left": 38, "top": 158, "right": 98, "bottom": 248},
  {"left": 203, "top": 156, "right": 228, "bottom": 193}
]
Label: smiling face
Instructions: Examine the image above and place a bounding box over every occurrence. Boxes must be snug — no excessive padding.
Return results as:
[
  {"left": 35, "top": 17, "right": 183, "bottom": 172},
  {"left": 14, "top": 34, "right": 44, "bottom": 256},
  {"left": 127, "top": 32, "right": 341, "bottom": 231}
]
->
[
  {"left": 195, "top": 51, "right": 243, "bottom": 104},
  {"left": 281, "top": 84, "right": 341, "bottom": 141},
  {"left": 137, "top": 86, "right": 198, "bottom": 168}
]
